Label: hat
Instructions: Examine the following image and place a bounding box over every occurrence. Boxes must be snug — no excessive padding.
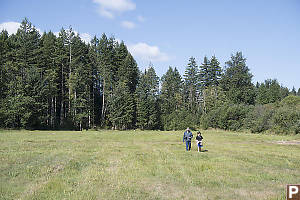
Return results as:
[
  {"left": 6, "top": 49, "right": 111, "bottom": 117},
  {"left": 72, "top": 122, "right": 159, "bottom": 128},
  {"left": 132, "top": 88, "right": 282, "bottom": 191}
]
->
[{"left": 186, "top": 127, "right": 190, "bottom": 131}]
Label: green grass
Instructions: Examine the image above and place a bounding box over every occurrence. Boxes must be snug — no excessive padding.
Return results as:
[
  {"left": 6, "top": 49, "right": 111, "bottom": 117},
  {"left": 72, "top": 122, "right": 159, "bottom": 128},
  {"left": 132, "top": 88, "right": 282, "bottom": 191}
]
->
[{"left": 0, "top": 129, "right": 300, "bottom": 200}]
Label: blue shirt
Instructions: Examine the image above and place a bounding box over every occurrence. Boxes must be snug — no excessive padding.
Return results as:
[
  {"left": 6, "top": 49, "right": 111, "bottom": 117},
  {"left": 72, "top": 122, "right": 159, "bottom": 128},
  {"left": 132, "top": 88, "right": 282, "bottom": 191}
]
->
[{"left": 183, "top": 131, "right": 193, "bottom": 142}]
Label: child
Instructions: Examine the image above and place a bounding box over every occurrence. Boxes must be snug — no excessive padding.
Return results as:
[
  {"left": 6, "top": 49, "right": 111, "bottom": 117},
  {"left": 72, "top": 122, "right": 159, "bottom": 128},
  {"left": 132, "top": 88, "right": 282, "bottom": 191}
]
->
[{"left": 195, "top": 131, "right": 203, "bottom": 152}]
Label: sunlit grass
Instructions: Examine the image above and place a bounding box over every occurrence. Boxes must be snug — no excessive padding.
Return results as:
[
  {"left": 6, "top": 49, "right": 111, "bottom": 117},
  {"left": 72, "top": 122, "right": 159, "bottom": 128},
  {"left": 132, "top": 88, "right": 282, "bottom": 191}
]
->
[{"left": 0, "top": 129, "right": 299, "bottom": 199}]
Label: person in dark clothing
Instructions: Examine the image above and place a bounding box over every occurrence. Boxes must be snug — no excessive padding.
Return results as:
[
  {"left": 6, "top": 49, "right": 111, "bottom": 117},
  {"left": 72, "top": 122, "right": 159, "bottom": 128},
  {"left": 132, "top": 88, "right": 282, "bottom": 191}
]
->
[
  {"left": 183, "top": 128, "right": 193, "bottom": 151},
  {"left": 195, "top": 131, "right": 203, "bottom": 152}
]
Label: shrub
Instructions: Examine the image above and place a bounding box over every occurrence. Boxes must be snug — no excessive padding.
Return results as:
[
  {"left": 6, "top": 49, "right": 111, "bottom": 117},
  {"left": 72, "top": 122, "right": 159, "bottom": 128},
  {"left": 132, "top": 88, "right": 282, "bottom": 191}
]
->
[
  {"left": 162, "top": 109, "right": 199, "bottom": 130},
  {"left": 272, "top": 107, "right": 300, "bottom": 134},
  {"left": 201, "top": 104, "right": 251, "bottom": 131},
  {"left": 245, "top": 104, "right": 274, "bottom": 133},
  {"left": 280, "top": 95, "right": 300, "bottom": 108}
]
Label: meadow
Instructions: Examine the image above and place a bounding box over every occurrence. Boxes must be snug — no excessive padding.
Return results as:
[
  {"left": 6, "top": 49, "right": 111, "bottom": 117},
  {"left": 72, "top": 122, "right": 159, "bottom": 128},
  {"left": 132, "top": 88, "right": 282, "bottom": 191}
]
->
[{"left": 0, "top": 129, "right": 299, "bottom": 200}]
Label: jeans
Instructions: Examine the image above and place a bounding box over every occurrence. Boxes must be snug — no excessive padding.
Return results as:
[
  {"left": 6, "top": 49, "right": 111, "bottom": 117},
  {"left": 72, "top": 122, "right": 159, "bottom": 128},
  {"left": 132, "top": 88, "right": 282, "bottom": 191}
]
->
[{"left": 186, "top": 141, "right": 191, "bottom": 151}]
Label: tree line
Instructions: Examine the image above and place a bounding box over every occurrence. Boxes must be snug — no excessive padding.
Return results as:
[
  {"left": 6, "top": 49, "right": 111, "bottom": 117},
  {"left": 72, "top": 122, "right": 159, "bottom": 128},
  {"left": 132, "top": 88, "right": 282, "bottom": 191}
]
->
[{"left": 1, "top": 19, "right": 299, "bottom": 133}]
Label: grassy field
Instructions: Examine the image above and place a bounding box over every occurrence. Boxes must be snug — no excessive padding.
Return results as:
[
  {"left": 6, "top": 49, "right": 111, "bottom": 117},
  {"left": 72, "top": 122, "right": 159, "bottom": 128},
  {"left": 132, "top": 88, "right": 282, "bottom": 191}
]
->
[{"left": 0, "top": 129, "right": 300, "bottom": 200}]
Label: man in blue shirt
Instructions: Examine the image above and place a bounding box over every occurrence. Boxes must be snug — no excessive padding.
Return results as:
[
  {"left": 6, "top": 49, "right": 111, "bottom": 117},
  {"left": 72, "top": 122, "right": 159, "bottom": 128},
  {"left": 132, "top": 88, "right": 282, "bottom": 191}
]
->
[{"left": 183, "top": 127, "right": 193, "bottom": 151}]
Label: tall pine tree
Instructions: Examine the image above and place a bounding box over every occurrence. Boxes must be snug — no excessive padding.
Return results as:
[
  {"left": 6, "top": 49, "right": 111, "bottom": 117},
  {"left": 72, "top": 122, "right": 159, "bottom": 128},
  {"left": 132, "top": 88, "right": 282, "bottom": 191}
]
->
[
  {"left": 136, "top": 65, "right": 160, "bottom": 129},
  {"left": 220, "top": 52, "right": 255, "bottom": 105}
]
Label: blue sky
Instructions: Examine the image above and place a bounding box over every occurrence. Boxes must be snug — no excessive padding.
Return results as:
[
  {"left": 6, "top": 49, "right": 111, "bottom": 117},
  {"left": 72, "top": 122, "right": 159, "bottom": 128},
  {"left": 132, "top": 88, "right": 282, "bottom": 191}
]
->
[{"left": 1, "top": 0, "right": 300, "bottom": 89}]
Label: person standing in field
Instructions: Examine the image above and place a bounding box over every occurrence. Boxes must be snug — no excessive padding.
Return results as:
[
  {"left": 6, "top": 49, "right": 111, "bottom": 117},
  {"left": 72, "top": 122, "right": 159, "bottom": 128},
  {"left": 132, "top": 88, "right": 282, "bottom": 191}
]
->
[
  {"left": 183, "top": 128, "right": 193, "bottom": 151},
  {"left": 195, "top": 131, "right": 203, "bottom": 152}
]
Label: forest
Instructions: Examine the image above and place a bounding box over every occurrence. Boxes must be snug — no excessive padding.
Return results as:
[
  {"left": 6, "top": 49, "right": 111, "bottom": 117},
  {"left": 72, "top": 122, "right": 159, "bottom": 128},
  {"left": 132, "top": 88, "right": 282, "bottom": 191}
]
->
[{"left": 0, "top": 18, "right": 300, "bottom": 134}]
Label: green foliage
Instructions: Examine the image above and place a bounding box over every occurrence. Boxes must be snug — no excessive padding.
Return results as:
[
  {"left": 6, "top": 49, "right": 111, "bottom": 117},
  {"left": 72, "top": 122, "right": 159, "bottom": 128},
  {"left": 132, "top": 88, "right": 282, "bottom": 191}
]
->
[
  {"left": 1, "top": 18, "right": 298, "bottom": 134},
  {"left": 162, "top": 108, "right": 199, "bottom": 130},
  {"left": 199, "top": 56, "right": 221, "bottom": 88},
  {"left": 136, "top": 66, "right": 160, "bottom": 130},
  {"left": 245, "top": 104, "right": 274, "bottom": 133},
  {"left": 160, "top": 67, "right": 183, "bottom": 115},
  {"left": 291, "top": 86, "right": 297, "bottom": 96},
  {"left": 279, "top": 95, "right": 300, "bottom": 108},
  {"left": 270, "top": 96, "right": 300, "bottom": 134},
  {"left": 183, "top": 57, "right": 199, "bottom": 112},
  {"left": 201, "top": 104, "right": 251, "bottom": 131},
  {"left": 272, "top": 107, "right": 300, "bottom": 134},
  {"left": 0, "top": 18, "right": 138, "bottom": 130},
  {"left": 220, "top": 52, "right": 256, "bottom": 105},
  {"left": 256, "top": 79, "right": 288, "bottom": 104},
  {"left": 108, "top": 82, "right": 135, "bottom": 130},
  {"left": 202, "top": 86, "right": 227, "bottom": 114}
]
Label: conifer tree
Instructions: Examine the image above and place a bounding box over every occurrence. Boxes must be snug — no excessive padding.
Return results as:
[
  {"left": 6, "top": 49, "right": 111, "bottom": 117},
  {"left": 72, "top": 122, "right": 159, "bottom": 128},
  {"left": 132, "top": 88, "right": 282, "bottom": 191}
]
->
[
  {"left": 55, "top": 28, "right": 69, "bottom": 127},
  {"left": 136, "top": 65, "right": 160, "bottom": 129},
  {"left": 4, "top": 18, "right": 44, "bottom": 128},
  {"left": 87, "top": 36, "right": 100, "bottom": 127},
  {"left": 256, "top": 79, "right": 282, "bottom": 104},
  {"left": 291, "top": 87, "right": 297, "bottom": 96},
  {"left": 183, "top": 57, "right": 199, "bottom": 112},
  {"left": 209, "top": 55, "right": 222, "bottom": 86},
  {"left": 161, "top": 67, "right": 183, "bottom": 115},
  {"left": 107, "top": 42, "right": 138, "bottom": 129},
  {"left": 40, "top": 31, "right": 59, "bottom": 128},
  {"left": 220, "top": 52, "right": 256, "bottom": 105},
  {"left": 0, "top": 30, "right": 10, "bottom": 126},
  {"left": 98, "top": 34, "right": 116, "bottom": 126},
  {"left": 199, "top": 56, "right": 210, "bottom": 87}
]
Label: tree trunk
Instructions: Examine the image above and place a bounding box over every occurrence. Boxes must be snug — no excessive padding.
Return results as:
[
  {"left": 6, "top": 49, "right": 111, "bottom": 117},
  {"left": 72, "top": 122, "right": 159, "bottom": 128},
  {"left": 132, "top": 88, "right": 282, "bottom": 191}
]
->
[
  {"left": 60, "top": 64, "right": 64, "bottom": 125},
  {"left": 54, "top": 96, "right": 57, "bottom": 127},
  {"left": 101, "top": 79, "right": 105, "bottom": 123},
  {"left": 74, "top": 89, "right": 76, "bottom": 117},
  {"left": 88, "top": 110, "right": 91, "bottom": 128},
  {"left": 68, "top": 40, "right": 72, "bottom": 115},
  {"left": 51, "top": 96, "right": 54, "bottom": 128}
]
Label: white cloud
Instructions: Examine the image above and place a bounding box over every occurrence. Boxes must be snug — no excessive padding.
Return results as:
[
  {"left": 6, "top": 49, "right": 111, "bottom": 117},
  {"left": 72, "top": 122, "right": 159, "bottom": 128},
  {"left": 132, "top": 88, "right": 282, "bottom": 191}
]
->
[
  {"left": 137, "top": 15, "right": 145, "bottom": 22},
  {"left": 0, "top": 22, "right": 21, "bottom": 35},
  {"left": 0, "top": 21, "right": 43, "bottom": 35},
  {"left": 99, "top": 7, "right": 114, "bottom": 19},
  {"left": 128, "top": 42, "right": 170, "bottom": 62},
  {"left": 115, "top": 38, "right": 122, "bottom": 43},
  {"left": 0, "top": 21, "right": 91, "bottom": 43},
  {"left": 121, "top": 21, "right": 135, "bottom": 29},
  {"left": 54, "top": 30, "right": 92, "bottom": 44},
  {"left": 80, "top": 33, "right": 92, "bottom": 43},
  {"left": 93, "top": 0, "right": 136, "bottom": 19}
]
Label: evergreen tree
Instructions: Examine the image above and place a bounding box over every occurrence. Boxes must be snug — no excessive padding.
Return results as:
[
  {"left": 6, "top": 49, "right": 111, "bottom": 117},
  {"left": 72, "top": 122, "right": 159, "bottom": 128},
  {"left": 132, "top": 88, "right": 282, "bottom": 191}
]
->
[
  {"left": 199, "top": 55, "right": 221, "bottom": 88},
  {"left": 256, "top": 79, "right": 282, "bottom": 104},
  {"left": 107, "top": 42, "right": 138, "bottom": 129},
  {"left": 69, "top": 34, "right": 91, "bottom": 130},
  {"left": 291, "top": 87, "right": 297, "bottom": 96},
  {"left": 40, "top": 31, "right": 59, "bottom": 128},
  {"left": 0, "top": 30, "right": 10, "bottom": 126},
  {"left": 199, "top": 56, "right": 222, "bottom": 113},
  {"left": 136, "top": 65, "right": 160, "bottom": 129},
  {"left": 220, "top": 52, "right": 255, "bottom": 105},
  {"left": 0, "top": 30, "right": 10, "bottom": 100},
  {"left": 97, "top": 34, "right": 116, "bottom": 126},
  {"left": 161, "top": 67, "right": 183, "bottom": 114},
  {"left": 3, "top": 18, "right": 44, "bottom": 128},
  {"left": 209, "top": 55, "right": 222, "bottom": 86},
  {"left": 54, "top": 28, "right": 70, "bottom": 127},
  {"left": 183, "top": 57, "right": 199, "bottom": 112},
  {"left": 280, "top": 86, "right": 290, "bottom": 99},
  {"left": 88, "top": 36, "right": 100, "bottom": 128},
  {"left": 199, "top": 56, "right": 210, "bottom": 87}
]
